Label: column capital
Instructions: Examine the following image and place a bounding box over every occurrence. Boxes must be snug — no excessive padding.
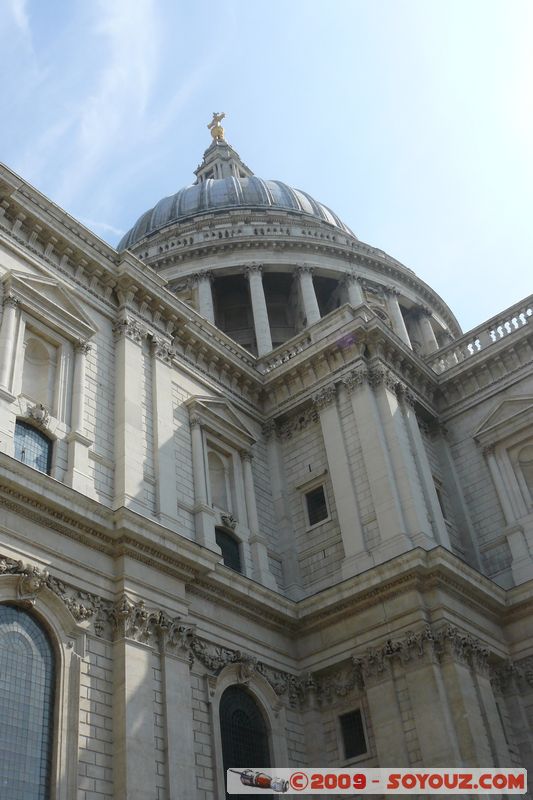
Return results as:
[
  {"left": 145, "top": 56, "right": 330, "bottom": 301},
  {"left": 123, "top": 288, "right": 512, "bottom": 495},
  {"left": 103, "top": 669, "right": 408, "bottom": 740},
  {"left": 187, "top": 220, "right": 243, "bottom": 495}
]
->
[
  {"left": 113, "top": 316, "right": 147, "bottom": 343},
  {"left": 414, "top": 304, "right": 433, "bottom": 318},
  {"left": 2, "top": 293, "right": 19, "bottom": 310},
  {"left": 189, "top": 413, "right": 202, "bottom": 429},
  {"left": 383, "top": 284, "right": 401, "bottom": 298},
  {"left": 341, "top": 270, "right": 360, "bottom": 287},
  {"left": 150, "top": 336, "right": 173, "bottom": 365},
  {"left": 74, "top": 338, "right": 92, "bottom": 356},
  {"left": 244, "top": 262, "right": 263, "bottom": 277},
  {"left": 240, "top": 448, "right": 254, "bottom": 463},
  {"left": 342, "top": 367, "right": 369, "bottom": 394},
  {"left": 262, "top": 420, "right": 279, "bottom": 440},
  {"left": 296, "top": 263, "right": 314, "bottom": 276},
  {"left": 188, "top": 270, "right": 213, "bottom": 287},
  {"left": 312, "top": 384, "right": 337, "bottom": 411}
]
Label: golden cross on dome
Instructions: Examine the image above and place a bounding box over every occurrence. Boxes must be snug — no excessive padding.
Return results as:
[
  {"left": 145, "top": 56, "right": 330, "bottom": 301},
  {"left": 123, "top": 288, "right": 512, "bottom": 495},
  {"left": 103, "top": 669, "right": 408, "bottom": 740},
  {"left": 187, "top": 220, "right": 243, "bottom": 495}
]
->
[{"left": 208, "top": 112, "right": 226, "bottom": 141}]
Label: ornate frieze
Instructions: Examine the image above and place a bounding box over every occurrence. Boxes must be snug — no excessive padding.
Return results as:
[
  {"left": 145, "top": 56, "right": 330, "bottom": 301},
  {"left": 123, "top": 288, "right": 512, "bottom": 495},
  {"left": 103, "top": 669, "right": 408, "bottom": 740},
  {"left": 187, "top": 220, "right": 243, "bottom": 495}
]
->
[{"left": 278, "top": 406, "right": 319, "bottom": 440}]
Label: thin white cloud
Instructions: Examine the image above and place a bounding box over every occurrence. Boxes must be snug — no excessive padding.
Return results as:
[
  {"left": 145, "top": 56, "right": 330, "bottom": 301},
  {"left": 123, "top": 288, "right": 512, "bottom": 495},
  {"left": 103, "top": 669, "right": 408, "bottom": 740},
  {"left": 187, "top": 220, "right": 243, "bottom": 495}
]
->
[
  {"left": 8, "top": 0, "right": 30, "bottom": 39},
  {"left": 79, "top": 218, "right": 125, "bottom": 238}
]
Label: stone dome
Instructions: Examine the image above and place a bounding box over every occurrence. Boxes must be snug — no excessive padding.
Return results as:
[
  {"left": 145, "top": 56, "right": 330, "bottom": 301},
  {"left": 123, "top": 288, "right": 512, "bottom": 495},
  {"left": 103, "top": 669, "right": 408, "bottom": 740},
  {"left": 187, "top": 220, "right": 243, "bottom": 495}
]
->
[{"left": 118, "top": 176, "right": 356, "bottom": 251}]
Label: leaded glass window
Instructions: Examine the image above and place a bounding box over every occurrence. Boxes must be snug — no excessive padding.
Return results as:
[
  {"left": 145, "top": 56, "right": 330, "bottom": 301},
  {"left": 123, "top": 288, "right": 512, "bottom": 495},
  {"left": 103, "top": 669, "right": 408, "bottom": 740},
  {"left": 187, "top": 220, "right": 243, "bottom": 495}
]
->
[
  {"left": 215, "top": 528, "right": 242, "bottom": 573},
  {"left": 220, "top": 686, "right": 270, "bottom": 799},
  {"left": 14, "top": 420, "right": 52, "bottom": 475},
  {"left": 0, "top": 605, "right": 55, "bottom": 800}
]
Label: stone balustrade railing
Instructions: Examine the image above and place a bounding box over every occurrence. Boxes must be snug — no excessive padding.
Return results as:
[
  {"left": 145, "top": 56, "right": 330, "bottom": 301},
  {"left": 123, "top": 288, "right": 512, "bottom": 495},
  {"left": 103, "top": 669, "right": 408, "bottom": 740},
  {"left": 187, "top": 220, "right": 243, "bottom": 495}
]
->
[{"left": 427, "top": 295, "right": 533, "bottom": 374}]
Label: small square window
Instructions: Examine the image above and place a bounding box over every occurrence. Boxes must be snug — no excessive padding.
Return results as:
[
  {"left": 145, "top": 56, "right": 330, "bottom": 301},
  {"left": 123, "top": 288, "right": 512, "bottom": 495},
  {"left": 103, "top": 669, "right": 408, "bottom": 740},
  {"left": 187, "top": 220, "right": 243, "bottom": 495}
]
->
[
  {"left": 305, "top": 485, "right": 328, "bottom": 527},
  {"left": 340, "top": 709, "right": 367, "bottom": 760}
]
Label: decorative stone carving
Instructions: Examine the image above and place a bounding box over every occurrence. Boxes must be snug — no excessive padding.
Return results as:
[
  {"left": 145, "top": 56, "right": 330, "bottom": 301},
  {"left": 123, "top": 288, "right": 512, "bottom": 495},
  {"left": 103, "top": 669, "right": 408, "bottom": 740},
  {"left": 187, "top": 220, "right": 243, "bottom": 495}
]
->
[
  {"left": 151, "top": 336, "right": 173, "bottom": 365},
  {"left": 26, "top": 403, "right": 50, "bottom": 429},
  {"left": 188, "top": 270, "right": 213, "bottom": 287},
  {"left": 368, "top": 365, "right": 399, "bottom": 392},
  {"left": 189, "top": 413, "right": 201, "bottom": 429},
  {"left": 113, "top": 317, "right": 146, "bottom": 343},
  {"left": 278, "top": 406, "right": 319, "bottom": 439},
  {"left": 240, "top": 449, "right": 254, "bottom": 463},
  {"left": 221, "top": 513, "right": 237, "bottom": 530},
  {"left": 296, "top": 264, "right": 314, "bottom": 275},
  {"left": 244, "top": 262, "right": 263, "bottom": 277},
  {"left": 342, "top": 367, "right": 369, "bottom": 394},
  {"left": 312, "top": 384, "right": 337, "bottom": 411},
  {"left": 2, "top": 293, "right": 19, "bottom": 310},
  {"left": 261, "top": 420, "right": 279, "bottom": 440},
  {"left": 74, "top": 339, "right": 92, "bottom": 356}
]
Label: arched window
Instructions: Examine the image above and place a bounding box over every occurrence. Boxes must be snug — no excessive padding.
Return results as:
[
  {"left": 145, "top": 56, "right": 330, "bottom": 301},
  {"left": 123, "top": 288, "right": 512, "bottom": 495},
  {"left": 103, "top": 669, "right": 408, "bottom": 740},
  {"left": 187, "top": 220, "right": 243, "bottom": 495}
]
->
[
  {"left": 215, "top": 527, "right": 242, "bottom": 573},
  {"left": 209, "top": 451, "right": 229, "bottom": 510},
  {"left": 220, "top": 686, "right": 270, "bottom": 798},
  {"left": 14, "top": 420, "right": 53, "bottom": 475},
  {"left": 0, "top": 605, "right": 55, "bottom": 800}
]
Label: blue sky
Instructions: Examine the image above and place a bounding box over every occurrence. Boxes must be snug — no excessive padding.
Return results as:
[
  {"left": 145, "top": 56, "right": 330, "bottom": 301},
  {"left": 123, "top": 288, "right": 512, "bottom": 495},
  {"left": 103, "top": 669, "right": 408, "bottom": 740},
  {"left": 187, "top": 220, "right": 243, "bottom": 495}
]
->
[{"left": 1, "top": 0, "right": 532, "bottom": 332}]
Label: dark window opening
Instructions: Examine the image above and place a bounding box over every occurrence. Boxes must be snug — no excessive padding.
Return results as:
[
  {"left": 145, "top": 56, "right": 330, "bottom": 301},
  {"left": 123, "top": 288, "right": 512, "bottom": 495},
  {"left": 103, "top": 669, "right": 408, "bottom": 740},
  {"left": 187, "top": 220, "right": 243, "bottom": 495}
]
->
[
  {"left": 220, "top": 686, "right": 270, "bottom": 800},
  {"left": 306, "top": 486, "right": 328, "bottom": 526},
  {"left": 340, "top": 709, "right": 367, "bottom": 760},
  {"left": 14, "top": 420, "right": 52, "bottom": 475},
  {"left": 216, "top": 528, "right": 242, "bottom": 573}
]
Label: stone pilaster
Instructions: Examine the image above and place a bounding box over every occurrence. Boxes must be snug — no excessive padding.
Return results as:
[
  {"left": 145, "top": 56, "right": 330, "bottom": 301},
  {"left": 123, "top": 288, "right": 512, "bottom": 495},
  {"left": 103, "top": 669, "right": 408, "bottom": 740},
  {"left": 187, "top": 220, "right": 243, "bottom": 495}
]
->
[
  {"left": 245, "top": 263, "right": 273, "bottom": 356},
  {"left": 159, "top": 646, "right": 196, "bottom": 800},
  {"left": 263, "top": 421, "right": 303, "bottom": 598},
  {"left": 312, "top": 384, "right": 371, "bottom": 577},
  {"left": 0, "top": 293, "right": 19, "bottom": 393},
  {"left": 241, "top": 449, "right": 277, "bottom": 589},
  {"left": 113, "top": 317, "right": 146, "bottom": 511},
  {"left": 189, "top": 413, "right": 217, "bottom": 550},
  {"left": 296, "top": 265, "right": 321, "bottom": 326},
  {"left": 151, "top": 337, "right": 180, "bottom": 530},
  {"left": 343, "top": 367, "right": 410, "bottom": 559},
  {"left": 370, "top": 367, "right": 433, "bottom": 549},
  {"left": 65, "top": 339, "right": 94, "bottom": 495}
]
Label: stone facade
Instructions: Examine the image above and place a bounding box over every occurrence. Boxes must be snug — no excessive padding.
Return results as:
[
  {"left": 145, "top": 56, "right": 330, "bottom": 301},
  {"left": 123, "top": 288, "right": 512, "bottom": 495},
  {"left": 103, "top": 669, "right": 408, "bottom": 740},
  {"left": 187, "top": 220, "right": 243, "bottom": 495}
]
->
[{"left": 0, "top": 135, "right": 532, "bottom": 799}]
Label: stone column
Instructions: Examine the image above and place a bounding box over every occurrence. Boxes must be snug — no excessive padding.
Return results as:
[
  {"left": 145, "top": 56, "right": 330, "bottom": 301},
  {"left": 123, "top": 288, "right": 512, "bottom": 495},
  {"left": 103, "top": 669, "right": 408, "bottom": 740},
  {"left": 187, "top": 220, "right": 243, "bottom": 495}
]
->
[
  {"left": 192, "top": 271, "right": 215, "bottom": 323},
  {"left": 190, "top": 413, "right": 217, "bottom": 549},
  {"left": 263, "top": 421, "right": 303, "bottom": 598},
  {"left": 296, "top": 265, "right": 321, "bottom": 326},
  {"left": 65, "top": 340, "right": 94, "bottom": 495},
  {"left": 416, "top": 306, "right": 439, "bottom": 354},
  {"left": 151, "top": 338, "right": 180, "bottom": 530},
  {"left": 343, "top": 367, "right": 410, "bottom": 560},
  {"left": 383, "top": 286, "right": 411, "bottom": 347},
  {"left": 312, "top": 384, "right": 371, "bottom": 577},
  {"left": 0, "top": 294, "right": 19, "bottom": 392},
  {"left": 343, "top": 272, "right": 364, "bottom": 307},
  {"left": 245, "top": 264, "right": 273, "bottom": 356},
  {"left": 113, "top": 318, "right": 146, "bottom": 511},
  {"left": 241, "top": 449, "right": 277, "bottom": 589}
]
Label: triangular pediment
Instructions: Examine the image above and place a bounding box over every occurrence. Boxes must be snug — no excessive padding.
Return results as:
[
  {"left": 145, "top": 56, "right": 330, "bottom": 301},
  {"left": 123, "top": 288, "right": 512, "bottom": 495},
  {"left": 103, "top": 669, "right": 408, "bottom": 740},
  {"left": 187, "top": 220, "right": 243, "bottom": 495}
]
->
[
  {"left": 185, "top": 395, "right": 256, "bottom": 449},
  {"left": 474, "top": 397, "right": 533, "bottom": 441},
  {"left": 3, "top": 270, "right": 97, "bottom": 340}
]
